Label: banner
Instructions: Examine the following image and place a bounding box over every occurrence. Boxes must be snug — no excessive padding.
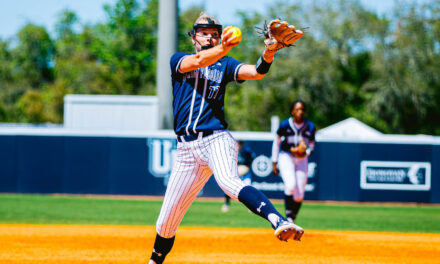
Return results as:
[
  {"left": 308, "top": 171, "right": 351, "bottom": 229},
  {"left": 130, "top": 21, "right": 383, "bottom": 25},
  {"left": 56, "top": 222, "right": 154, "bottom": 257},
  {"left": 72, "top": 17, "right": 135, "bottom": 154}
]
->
[{"left": 360, "top": 161, "right": 431, "bottom": 191}]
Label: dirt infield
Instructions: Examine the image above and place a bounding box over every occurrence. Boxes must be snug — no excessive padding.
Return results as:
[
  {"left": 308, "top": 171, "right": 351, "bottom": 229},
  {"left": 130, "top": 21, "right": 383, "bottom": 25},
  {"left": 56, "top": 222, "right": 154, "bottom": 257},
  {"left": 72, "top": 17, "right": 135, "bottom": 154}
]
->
[{"left": 0, "top": 224, "right": 439, "bottom": 264}]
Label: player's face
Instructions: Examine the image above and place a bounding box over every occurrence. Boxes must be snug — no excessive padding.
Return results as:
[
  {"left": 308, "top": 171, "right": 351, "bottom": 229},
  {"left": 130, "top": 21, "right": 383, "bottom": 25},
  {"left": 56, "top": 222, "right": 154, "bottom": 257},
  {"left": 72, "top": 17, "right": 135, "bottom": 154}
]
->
[
  {"left": 291, "top": 102, "right": 305, "bottom": 122},
  {"left": 193, "top": 27, "right": 220, "bottom": 52}
]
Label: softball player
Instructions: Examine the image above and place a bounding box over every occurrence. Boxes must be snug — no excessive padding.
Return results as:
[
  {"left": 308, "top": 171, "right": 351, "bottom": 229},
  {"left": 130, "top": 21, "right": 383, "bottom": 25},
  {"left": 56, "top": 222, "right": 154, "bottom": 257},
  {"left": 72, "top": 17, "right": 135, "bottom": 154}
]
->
[
  {"left": 272, "top": 100, "right": 316, "bottom": 223},
  {"left": 148, "top": 12, "right": 304, "bottom": 264}
]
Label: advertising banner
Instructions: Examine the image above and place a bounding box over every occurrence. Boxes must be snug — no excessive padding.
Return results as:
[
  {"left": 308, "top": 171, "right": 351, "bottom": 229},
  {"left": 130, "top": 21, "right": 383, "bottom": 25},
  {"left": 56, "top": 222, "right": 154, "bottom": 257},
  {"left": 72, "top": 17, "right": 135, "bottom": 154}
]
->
[{"left": 361, "top": 161, "right": 431, "bottom": 191}]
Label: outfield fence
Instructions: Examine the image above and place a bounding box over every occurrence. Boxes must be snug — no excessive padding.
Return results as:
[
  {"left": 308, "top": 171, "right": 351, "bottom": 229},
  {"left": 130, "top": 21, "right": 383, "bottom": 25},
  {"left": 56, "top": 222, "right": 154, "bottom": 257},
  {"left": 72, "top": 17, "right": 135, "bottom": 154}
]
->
[{"left": 0, "top": 127, "right": 439, "bottom": 203}]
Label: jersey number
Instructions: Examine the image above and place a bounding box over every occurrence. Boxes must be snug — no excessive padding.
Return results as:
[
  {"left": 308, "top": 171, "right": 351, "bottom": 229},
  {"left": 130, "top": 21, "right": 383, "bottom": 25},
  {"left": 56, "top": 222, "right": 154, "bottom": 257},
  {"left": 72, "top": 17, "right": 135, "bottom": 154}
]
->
[{"left": 207, "top": 85, "right": 220, "bottom": 100}]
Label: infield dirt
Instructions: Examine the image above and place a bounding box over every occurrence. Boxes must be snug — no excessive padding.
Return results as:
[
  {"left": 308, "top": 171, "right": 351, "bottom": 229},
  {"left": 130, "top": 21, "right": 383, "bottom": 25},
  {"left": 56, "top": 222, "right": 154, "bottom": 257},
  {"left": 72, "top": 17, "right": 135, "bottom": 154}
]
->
[{"left": 0, "top": 224, "right": 439, "bottom": 264}]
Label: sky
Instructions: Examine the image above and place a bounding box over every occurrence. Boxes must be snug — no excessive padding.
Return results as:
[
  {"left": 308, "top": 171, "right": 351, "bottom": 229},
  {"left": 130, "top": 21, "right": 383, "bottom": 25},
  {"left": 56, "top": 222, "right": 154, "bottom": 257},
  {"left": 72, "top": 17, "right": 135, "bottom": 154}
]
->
[{"left": 0, "top": 0, "right": 398, "bottom": 40}]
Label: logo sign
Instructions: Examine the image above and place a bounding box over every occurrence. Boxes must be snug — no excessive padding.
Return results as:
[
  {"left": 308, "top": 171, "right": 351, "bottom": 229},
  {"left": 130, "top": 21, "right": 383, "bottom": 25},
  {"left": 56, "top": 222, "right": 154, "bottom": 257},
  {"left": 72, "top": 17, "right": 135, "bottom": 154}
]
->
[
  {"left": 147, "top": 138, "right": 177, "bottom": 185},
  {"left": 308, "top": 162, "right": 317, "bottom": 179},
  {"left": 306, "top": 162, "right": 317, "bottom": 192},
  {"left": 251, "top": 155, "right": 272, "bottom": 177},
  {"left": 360, "top": 161, "right": 431, "bottom": 191}
]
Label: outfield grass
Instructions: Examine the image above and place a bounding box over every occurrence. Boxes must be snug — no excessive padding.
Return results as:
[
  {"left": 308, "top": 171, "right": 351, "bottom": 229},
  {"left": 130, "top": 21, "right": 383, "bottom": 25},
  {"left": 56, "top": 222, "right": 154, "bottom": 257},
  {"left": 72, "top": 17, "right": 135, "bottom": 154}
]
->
[{"left": 0, "top": 194, "right": 439, "bottom": 233}]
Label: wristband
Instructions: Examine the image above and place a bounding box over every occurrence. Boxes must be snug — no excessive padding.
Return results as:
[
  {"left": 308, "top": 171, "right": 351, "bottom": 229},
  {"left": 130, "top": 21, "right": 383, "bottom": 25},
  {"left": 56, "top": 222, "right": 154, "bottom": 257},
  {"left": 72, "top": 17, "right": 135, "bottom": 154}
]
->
[{"left": 256, "top": 55, "right": 272, "bottom": 74}]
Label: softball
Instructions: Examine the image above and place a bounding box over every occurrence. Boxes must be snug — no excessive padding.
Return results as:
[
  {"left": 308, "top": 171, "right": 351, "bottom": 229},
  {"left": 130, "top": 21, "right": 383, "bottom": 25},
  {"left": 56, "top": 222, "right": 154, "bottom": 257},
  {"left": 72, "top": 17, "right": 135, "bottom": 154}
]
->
[{"left": 225, "top": 26, "right": 242, "bottom": 44}]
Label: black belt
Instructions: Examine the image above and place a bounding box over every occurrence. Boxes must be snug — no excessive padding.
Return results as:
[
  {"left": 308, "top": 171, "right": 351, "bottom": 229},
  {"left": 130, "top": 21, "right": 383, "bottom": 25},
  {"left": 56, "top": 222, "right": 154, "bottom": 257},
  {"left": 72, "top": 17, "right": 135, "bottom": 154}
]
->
[{"left": 177, "top": 131, "right": 214, "bottom": 142}]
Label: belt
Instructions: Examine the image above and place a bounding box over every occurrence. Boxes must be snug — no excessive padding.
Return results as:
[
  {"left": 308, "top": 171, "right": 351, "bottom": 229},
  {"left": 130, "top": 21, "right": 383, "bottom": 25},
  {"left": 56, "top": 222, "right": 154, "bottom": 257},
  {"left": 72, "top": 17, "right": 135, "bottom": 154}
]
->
[{"left": 177, "top": 131, "right": 214, "bottom": 142}]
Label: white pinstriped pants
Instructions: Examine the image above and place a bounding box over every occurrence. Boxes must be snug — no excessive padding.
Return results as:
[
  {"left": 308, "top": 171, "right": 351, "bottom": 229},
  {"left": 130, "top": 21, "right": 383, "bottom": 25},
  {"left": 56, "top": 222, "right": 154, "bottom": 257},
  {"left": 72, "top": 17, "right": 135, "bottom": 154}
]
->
[
  {"left": 278, "top": 151, "right": 308, "bottom": 201},
  {"left": 156, "top": 130, "right": 246, "bottom": 238}
]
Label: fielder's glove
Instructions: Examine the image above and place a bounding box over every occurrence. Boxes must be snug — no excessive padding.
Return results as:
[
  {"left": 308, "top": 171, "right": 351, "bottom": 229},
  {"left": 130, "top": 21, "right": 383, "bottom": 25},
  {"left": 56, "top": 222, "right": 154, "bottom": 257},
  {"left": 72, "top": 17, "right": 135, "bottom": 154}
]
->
[
  {"left": 290, "top": 139, "right": 308, "bottom": 158},
  {"left": 296, "top": 139, "right": 308, "bottom": 156},
  {"left": 257, "top": 19, "right": 304, "bottom": 52}
]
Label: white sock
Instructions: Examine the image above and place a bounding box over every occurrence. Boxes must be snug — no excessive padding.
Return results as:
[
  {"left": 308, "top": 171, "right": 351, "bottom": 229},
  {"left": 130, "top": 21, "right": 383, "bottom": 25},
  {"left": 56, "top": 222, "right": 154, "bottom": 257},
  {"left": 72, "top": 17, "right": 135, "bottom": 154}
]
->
[{"left": 268, "top": 213, "right": 280, "bottom": 227}]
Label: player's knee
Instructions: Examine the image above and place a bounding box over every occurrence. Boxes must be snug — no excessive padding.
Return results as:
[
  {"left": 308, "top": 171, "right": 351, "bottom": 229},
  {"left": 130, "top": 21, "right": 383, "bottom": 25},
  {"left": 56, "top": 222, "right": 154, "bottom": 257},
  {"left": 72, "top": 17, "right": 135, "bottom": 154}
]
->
[{"left": 216, "top": 179, "right": 244, "bottom": 200}]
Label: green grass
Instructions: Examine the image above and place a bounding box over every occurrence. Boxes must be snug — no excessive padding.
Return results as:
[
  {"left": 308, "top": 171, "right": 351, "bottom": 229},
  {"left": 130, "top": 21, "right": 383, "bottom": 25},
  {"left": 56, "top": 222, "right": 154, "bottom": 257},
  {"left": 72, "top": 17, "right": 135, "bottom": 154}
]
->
[{"left": 0, "top": 194, "right": 439, "bottom": 233}]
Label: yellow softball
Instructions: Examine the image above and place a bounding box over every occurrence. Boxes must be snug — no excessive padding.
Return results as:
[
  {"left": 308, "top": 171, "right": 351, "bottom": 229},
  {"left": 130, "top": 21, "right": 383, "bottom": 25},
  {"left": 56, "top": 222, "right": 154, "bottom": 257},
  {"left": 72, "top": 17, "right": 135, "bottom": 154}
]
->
[{"left": 225, "top": 26, "right": 242, "bottom": 44}]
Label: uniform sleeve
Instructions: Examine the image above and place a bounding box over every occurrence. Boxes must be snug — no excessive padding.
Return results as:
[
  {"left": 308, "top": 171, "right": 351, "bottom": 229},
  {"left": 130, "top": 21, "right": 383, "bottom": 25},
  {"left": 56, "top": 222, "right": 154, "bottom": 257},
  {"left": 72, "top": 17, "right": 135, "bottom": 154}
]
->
[
  {"left": 276, "top": 127, "right": 282, "bottom": 136},
  {"left": 276, "top": 123, "right": 284, "bottom": 136},
  {"left": 224, "top": 56, "right": 244, "bottom": 83},
  {"left": 272, "top": 136, "right": 281, "bottom": 163},
  {"left": 170, "top": 52, "right": 190, "bottom": 78}
]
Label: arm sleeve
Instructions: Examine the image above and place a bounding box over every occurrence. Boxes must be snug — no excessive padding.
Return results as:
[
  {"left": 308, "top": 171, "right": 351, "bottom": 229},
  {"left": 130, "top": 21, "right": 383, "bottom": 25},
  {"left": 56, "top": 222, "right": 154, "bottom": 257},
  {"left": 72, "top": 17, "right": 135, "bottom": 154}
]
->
[
  {"left": 276, "top": 125, "right": 283, "bottom": 136},
  {"left": 272, "top": 136, "right": 281, "bottom": 163},
  {"left": 306, "top": 142, "right": 314, "bottom": 156},
  {"left": 306, "top": 123, "right": 317, "bottom": 156},
  {"left": 309, "top": 124, "right": 316, "bottom": 151}
]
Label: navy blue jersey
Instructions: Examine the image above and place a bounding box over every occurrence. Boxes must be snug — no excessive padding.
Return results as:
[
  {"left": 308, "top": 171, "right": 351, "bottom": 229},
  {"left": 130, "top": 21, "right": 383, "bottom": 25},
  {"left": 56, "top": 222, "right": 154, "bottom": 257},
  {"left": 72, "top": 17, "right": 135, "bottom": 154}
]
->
[
  {"left": 277, "top": 117, "right": 316, "bottom": 152},
  {"left": 238, "top": 146, "right": 255, "bottom": 167},
  {"left": 170, "top": 52, "right": 243, "bottom": 135}
]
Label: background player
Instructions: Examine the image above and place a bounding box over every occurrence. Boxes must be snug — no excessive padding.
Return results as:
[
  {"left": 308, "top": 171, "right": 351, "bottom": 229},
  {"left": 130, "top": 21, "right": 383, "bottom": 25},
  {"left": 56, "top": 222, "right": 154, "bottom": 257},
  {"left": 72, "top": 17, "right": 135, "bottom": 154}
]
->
[
  {"left": 221, "top": 140, "right": 256, "bottom": 212},
  {"left": 148, "top": 12, "right": 304, "bottom": 264},
  {"left": 272, "top": 100, "right": 316, "bottom": 223}
]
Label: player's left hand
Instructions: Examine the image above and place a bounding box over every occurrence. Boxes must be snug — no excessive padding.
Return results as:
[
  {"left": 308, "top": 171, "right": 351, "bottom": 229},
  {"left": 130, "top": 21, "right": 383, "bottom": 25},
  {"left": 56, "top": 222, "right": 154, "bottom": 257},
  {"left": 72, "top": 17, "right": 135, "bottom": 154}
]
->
[{"left": 261, "top": 19, "right": 303, "bottom": 53}]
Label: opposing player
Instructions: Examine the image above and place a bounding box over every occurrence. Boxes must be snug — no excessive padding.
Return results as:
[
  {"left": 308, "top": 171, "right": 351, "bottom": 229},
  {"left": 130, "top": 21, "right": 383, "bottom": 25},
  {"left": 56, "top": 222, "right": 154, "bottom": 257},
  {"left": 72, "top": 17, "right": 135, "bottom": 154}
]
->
[
  {"left": 221, "top": 140, "right": 256, "bottom": 212},
  {"left": 148, "top": 12, "right": 304, "bottom": 264},
  {"left": 272, "top": 100, "right": 316, "bottom": 223}
]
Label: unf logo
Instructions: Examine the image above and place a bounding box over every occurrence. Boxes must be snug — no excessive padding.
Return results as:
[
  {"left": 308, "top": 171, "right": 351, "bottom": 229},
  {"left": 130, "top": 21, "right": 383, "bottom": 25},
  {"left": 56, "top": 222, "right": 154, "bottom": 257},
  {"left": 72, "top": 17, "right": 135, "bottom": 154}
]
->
[
  {"left": 147, "top": 139, "right": 176, "bottom": 182},
  {"left": 252, "top": 155, "right": 272, "bottom": 177},
  {"left": 308, "top": 162, "right": 317, "bottom": 178}
]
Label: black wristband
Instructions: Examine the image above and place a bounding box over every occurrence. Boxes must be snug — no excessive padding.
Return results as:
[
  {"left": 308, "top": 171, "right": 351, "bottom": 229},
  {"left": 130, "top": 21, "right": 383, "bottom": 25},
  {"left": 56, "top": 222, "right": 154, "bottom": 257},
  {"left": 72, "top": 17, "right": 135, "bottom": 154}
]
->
[{"left": 256, "top": 55, "right": 272, "bottom": 74}]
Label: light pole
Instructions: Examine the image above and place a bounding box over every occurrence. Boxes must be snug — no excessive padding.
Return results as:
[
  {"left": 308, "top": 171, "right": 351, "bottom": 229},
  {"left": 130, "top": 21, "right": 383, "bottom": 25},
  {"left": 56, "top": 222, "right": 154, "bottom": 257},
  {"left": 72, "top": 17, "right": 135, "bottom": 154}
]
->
[{"left": 157, "top": 0, "right": 178, "bottom": 129}]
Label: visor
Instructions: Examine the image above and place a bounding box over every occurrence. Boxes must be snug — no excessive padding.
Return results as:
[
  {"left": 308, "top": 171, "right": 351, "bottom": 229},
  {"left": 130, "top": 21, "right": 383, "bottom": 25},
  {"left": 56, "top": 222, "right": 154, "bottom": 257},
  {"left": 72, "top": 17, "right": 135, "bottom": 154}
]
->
[{"left": 188, "top": 23, "right": 223, "bottom": 37}]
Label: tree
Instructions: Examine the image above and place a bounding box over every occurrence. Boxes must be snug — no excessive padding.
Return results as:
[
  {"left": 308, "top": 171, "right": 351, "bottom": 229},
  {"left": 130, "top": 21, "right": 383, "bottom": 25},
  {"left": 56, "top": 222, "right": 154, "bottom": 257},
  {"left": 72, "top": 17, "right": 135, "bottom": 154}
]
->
[
  {"left": 12, "top": 24, "right": 54, "bottom": 88},
  {"left": 15, "top": 89, "right": 46, "bottom": 123},
  {"left": 90, "top": 0, "right": 159, "bottom": 95},
  {"left": 225, "top": 0, "right": 385, "bottom": 131},
  {"left": 0, "top": 0, "right": 438, "bottom": 134},
  {"left": 0, "top": 40, "right": 13, "bottom": 121},
  {"left": 363, "top": 1, "right": 440, "bottom": 133}
]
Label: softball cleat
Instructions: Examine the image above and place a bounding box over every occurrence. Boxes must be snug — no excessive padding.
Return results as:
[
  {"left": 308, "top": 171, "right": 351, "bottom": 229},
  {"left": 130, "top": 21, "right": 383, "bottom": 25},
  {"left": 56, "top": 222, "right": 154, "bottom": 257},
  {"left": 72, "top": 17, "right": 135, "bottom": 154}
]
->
[{"left": 274, "top": 219, "right": 304, "bottom": 242}]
